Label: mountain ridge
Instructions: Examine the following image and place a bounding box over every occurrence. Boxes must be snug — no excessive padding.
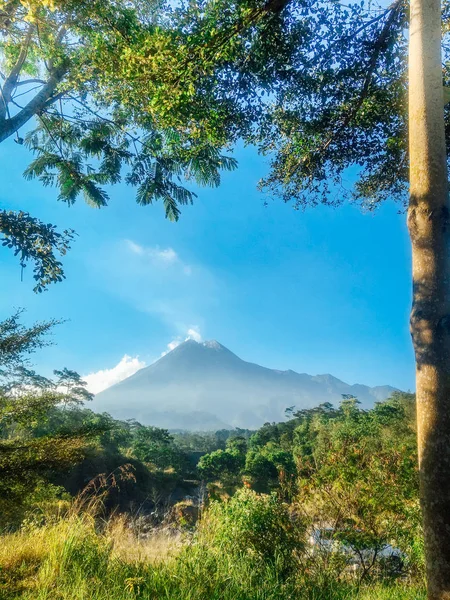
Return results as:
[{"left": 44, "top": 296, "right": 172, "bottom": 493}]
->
[{"left": 93, "top": 339, "right": 397, "bottom": 430}]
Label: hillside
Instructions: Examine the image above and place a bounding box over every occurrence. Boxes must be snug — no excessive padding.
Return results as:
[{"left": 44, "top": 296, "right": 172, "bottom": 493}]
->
[{"left": 92, "top": 340, "right": 397, "bottom": 430}]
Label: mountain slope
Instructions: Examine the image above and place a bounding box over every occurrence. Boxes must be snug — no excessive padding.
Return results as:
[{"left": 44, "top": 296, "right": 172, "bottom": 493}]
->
[{"left": 92, "top": 340, "right": 397, "bottom": 430}]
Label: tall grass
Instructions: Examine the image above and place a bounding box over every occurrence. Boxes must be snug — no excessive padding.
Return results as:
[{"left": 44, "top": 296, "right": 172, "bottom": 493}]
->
[
  {"left": 0, "top": 486, "right": 426, "bottom": 600},
  {"left": 0, "top": 514, "right": 426, "bottom": 600}
]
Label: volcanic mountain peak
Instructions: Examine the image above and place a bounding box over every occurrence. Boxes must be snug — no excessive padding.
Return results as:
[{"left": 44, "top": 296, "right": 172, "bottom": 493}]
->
[
  {"left": 159, "top": 338, "right": 239, "bottom": 365},
  {"left": 167, "top": 338, "right": 230, "bottom": 354},
  {"left": 202, "top": 339, "right": 227, "bottom": 350},
  {"left": 93, "top": 339, "right": 398, "bottom": 430}
]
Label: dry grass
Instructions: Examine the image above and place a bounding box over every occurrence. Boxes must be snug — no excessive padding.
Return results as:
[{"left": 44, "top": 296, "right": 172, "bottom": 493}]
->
[
  {"left": 0, "top": 515, "right": 426, "bottom": 600},
  {"left": 0, "top": 484, "right": 426, "bottom": 600},
  {"left": 106, "top": 514, "right": 185, "bottom": 563},
  {"left": 0, "top": 529, "right": 47, "bottom": 571}
]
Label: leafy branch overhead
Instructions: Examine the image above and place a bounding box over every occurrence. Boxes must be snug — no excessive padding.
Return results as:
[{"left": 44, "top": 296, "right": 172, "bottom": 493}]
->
[
  {"left": 2, "top": 0, "right": 449, "bottom": 290},
  {"left": 0, "top": 0, "right": 414, "bottom": 221},
  {"left": 0, "top": 210, "right": 75, "bottom": 291},
  {"left": 0, "top": 0, "right": 238, "bottom": 219},
  {"left": 0, "top": 0, "right": 238, "bottom": 288}
]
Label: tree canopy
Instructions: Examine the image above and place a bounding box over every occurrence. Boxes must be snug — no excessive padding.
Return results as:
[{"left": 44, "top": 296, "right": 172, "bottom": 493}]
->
[
  {"left": 0, "top": 0, "right": 238, "bottom": 289},
  {"left": 5, "top": 0, "right": 450, "bottom": 291},
  {"left": 6, "top": 0, "right": 450, "bottom": 290}
]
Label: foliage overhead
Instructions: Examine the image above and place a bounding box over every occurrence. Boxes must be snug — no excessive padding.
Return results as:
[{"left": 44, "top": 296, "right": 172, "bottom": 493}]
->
[
  {"left": 0, "top": 0, "right": 237, "bottom": 288},
  {"left": 4, "top": 0, "right": 450, "bottom": 289},
  {"left": 167, "top": 0, "right": 411, "bottom": 208},
  {"left": 6, "top": 0, "right": 449, "bottom": 290}
]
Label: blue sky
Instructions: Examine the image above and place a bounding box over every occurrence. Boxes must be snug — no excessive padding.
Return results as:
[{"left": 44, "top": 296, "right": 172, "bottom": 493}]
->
[{"left": 0, "top": 136, "right": 415, "bottom": 393}]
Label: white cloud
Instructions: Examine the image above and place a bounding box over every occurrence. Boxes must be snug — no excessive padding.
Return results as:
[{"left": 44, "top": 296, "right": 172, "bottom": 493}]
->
[
  {"left": 186, "top": 327, "right": 202, "bottom": 342},
  {"left": 161, "top": 326, "right": 202, "bottom": 356},
  {"left": 125, "top": 239, "right": 182, "bottom": 268},
  {"left": 83, "top": 355, "right": 146, "bottom": 394},
  {"left": 89, "top": 240, "right": 220, "bottom": 333},
  {"left": 160, "top": 339, "right": 181, "bottom": 356},
  {"left": 167, "top": 339, "right": 181, "bottom": 352},
  {"left": 126, "top": 240, "right": 145, "bottom": 255},
  {"left": 156, "top": 247, "right": 178, "bottom": 263}
]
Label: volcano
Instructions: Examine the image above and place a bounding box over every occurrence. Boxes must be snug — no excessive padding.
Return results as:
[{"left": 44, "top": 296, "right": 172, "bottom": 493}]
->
[{"left": 92, "top": 339, "right": 397, "bottom": 430}]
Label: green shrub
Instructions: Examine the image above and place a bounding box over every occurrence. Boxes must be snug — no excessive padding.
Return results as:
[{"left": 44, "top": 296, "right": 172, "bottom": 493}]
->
[{"left": 198, "top": 487, "right": 304, "bottom": 575}]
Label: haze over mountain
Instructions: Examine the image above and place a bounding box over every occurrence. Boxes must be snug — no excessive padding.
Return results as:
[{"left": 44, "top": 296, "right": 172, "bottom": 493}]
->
[{"left": 92, "top": 340, "right": 397, "bottom": 430}]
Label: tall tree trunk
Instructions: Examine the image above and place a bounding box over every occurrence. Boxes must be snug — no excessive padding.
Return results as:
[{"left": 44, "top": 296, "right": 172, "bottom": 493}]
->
[{"left": 408, "top": 0, "right": 450, "bottom": 597}]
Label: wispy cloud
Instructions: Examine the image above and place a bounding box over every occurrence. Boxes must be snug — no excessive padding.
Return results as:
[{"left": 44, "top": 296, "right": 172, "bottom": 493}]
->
[
  {"left": 126, "top": 240, "right": 145, "bottom": 256},
  {"left": 84, "top": 355, "right": 146, "bottom": 394},
  {"left": 89, "top": 239, "right": 219, "bottom": 334},
  {"left": 125, "top": 239, "right": 186, "bottom": 269},
  {"left": 161, "top": 326, "right": 202, "bottom": 356}
]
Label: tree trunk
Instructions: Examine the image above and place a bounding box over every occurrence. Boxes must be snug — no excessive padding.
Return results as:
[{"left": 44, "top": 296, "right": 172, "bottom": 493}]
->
[{"left": 408, "top": 0, "right": 450, "bottom": 597}]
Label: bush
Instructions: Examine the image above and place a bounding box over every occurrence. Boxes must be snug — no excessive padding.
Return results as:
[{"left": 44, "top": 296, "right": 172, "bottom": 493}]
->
[{"left": 198, "top": 488, "right": 304, "bottom": 575}]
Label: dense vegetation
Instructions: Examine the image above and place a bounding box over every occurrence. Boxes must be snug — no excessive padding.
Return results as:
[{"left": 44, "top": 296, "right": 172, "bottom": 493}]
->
[
  {"left": 0, "top": 311, "right": 251, "bottom": 522},
  {"left": 0, "top": 397, "right": 426, "bottom": 598},
  {"left": 0, "top": 312, "right": 425, "bottom": 598}
]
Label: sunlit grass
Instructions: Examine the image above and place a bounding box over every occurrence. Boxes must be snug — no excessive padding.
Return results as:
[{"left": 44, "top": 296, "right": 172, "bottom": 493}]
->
[
  {"left": 0, "top": 510, "right": 426, "bottom": 600},
  {"left": 106, "top": 513, "right": 184, "bottom": 564}
]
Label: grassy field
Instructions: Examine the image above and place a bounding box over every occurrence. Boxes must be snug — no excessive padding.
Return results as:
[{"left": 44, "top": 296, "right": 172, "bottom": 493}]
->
[{"left": 0, "top": 510, "right": 426, "bottom": 600}]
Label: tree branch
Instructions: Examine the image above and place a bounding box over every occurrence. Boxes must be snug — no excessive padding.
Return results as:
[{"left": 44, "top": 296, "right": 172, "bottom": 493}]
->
[
  {"left": 0, "top": 25, "right": 33, "bottom": 119},
  {"left": 322, "top": 1, "right": 402, "bottom": 151},
  {"left": 287, "top": 0, "right": 403, "bottom": 181},
  {"left": 14, "top": 78, "right": 46, "bottom": 87},
  {"left": 0, "top": 64, "right": 68, "bottom": 143}
]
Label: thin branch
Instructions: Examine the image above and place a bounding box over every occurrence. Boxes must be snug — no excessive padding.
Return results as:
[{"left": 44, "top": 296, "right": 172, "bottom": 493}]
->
[
  {"left": 38, "top": 113, "right": 65, "bottom": 160},
  {"left": 9, "top": 98, "right": 24, "bottom": 111},
  {"left": 322, "top": 2, "right": 402, "bottom": 151},
  {"left": 0, "top": 24, "right": 34, "bottom": 119},
  {"left": 65, "top": 93, "right": 144, "bottom": 148},
  {"left": 310, "top": 1, "right": 402, "bottom": 72},
  {"left": 14, "top": 78, "right": 46, "bottom": 87},
  {"left": 12, "top": 85, "right": 44, "bottom": 100}
]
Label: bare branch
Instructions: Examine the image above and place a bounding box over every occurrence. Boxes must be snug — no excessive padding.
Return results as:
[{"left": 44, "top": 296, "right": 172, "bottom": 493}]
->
[{"left": 14, "top": 79, "right": 46, "bottom": 87}]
